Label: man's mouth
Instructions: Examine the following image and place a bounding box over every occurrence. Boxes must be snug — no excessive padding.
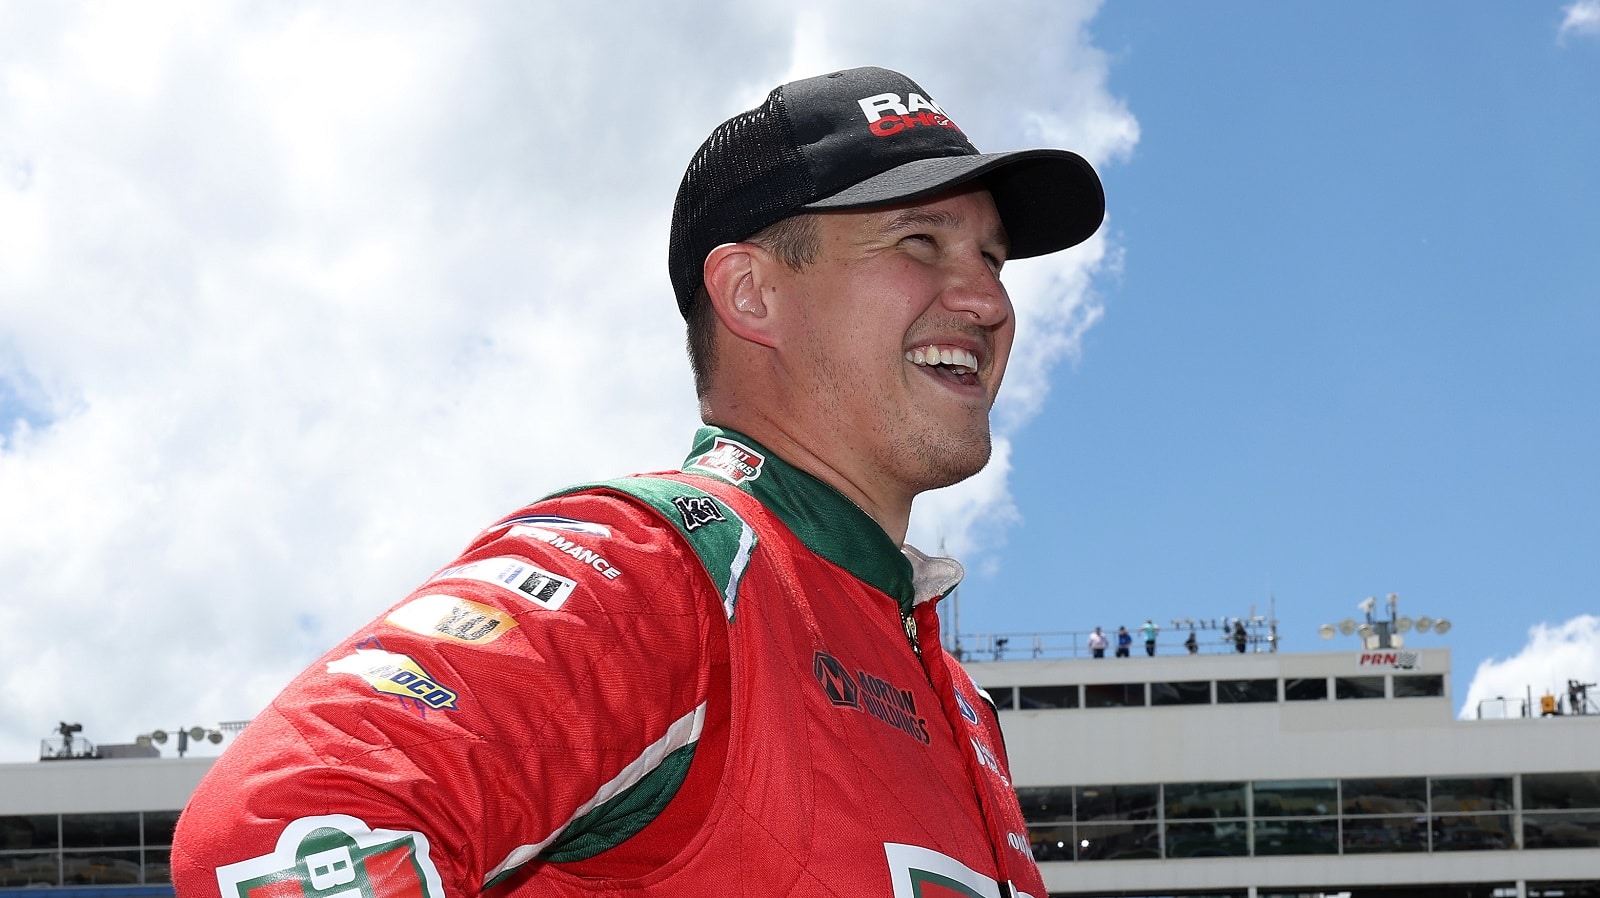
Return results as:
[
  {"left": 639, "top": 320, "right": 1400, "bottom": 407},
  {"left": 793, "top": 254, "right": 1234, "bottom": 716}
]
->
[{"left": 905, "top": 344, "right": 980, "bottom": 384}]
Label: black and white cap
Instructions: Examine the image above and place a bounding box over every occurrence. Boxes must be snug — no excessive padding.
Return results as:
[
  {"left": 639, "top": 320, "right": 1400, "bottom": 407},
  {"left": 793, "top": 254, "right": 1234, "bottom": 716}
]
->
[{"left": 668, "top": 66, "right": 1106, "bottom": 317}]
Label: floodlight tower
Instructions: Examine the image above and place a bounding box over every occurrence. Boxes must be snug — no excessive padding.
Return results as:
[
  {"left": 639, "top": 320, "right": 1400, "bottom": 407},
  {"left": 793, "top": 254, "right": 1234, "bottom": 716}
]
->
[{"left": 1317, "top": 593, "right": 1450, "bottom": 650}]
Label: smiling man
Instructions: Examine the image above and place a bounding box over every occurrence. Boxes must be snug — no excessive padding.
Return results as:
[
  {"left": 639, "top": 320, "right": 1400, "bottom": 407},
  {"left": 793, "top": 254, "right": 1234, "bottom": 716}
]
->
[{"left": 174, "top": 67, "right": 1102, "bottom": 898}]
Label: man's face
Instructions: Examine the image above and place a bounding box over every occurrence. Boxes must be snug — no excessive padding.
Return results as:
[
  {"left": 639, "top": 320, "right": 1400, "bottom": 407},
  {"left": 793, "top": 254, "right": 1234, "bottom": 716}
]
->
[{"left": 770, "top": 185, "right": 1014, "bottom": 500}]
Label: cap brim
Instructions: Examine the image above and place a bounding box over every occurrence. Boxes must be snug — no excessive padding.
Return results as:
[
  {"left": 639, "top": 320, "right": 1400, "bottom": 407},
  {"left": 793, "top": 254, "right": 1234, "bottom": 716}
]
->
[{"left": 800, "top": 149, "right": 1105, "bottom": 258}]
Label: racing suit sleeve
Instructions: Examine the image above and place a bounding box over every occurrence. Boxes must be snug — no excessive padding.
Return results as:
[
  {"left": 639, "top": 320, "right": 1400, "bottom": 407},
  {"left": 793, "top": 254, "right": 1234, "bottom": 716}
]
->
[{"left": 170, "top": 489, "right": 727, "bottom": 897}]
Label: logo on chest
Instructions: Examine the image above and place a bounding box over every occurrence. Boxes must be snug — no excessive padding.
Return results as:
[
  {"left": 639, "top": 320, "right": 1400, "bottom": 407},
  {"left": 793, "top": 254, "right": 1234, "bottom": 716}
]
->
[{"left": 813, "top": 651, "right": 930, "bottom": 745}]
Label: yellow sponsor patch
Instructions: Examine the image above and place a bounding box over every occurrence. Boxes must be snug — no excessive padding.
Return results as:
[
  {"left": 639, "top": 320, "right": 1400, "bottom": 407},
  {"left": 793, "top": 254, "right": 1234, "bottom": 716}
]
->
[
  {"left": 327, "top": 649, "right": 459, "bottom": 711},
  {"left": 387, "top": 594, "right": 518, "bottom": 645}
]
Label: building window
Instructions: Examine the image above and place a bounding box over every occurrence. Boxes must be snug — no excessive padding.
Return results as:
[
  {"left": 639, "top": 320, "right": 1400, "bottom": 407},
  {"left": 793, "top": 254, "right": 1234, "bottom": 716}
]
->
[
  {"left": 1524, "top": 771, "right": 1600, "bottom": 810},
  {"left": 1253, "top": 779, "right": 1337, "bottom": 817},
  {"left": 1284, "top": 677, "right": 1328, "bottom": 701},
  {"left": 1151, "top": 681, "right": 1211, "bottom": 706},
  {"left": 1432, "top": 813, "right": 1515, "bottom": 851},
  {"left": 1076, "top": 822, "right": 1160, "bottom": 860},
  {"left": 0, "top": 852, "right": 58, "bottom": 887},
  {"left": 1019, "top": 685, "right": 1078, "bottom": 709},
  {"left": 1342, "top": 777, "right": 1427, "bottom": 815},
  {"left": 1015, "top": 787, "right": 1074, "bottom": 824},
  {"left": 1431, "top": 776, "right": 1513, "bottom": 813},
  {"left": 1077, "top": 784, "right": 1159, "bottom": 822},
  {"left": 61, "top": 813, "right": 140, "bottom": 849},
  {"left": 1334, "top": 676, "right": 1386, "bottom": 700},
  {"left": 0, "top": 816, "right": 57, "bottom": 850},
  {"left": 982, "top": 686, "right": 1016, "bottom": 711},
  {"left": 1523, "top": 811, "right": 1600, "bottom": 849},
  {"left": 1084, "top": 683, "right": 1146, "bottom": 708},
  {"left": 1252, "top": 817, "right": 1338, "bottom": 856},
  {"left": 1166, "top": 781, "right": 1248, "bottom": 819},
  {"left": 1165, "top": 821, "right": 1248, "bottom": 858},
  {"left": 1392, "top": 674, "right": 1445, "bottom": 698},
  {"left": 1342, "top": 814, "right": 1428, "bottom": 853},
  {"left": 1217, "top": 678, "right": 1277, "bottom": 703}
]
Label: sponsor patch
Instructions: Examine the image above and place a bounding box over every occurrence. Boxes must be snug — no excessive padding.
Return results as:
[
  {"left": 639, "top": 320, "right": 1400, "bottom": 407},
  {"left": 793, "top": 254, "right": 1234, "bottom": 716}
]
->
[
  {"left": 429, "top": 556, "right": 577, "bottom": 610},
  {"left": 813, "top": 651, "right": 929, "bottom": 745},
  {"left": 387, "top": 594, "right": 517, "bottom": 645},
  {"left": 954, "top": 690, "right": 979, "bottom": 726},
  {"left": 686, "top": 437, "right": 766, "bottom": 484},
  {"left": 884, "top": 842, "right": 1026, "bottom": 898},
  {"left": 508, "top": 524, "right": 623, "bottom": 580},
  {"left": 329, "top": 647, "right": 459, "bottom": 712},
  {"left": 493, "top": 514, "right": 612, "bottom": 537},
  {"left": 216, "top": 814, "right": 444, "bottom": 898},
  {"left": 672, "top": 495, "right": 726, "bottom": 532},
  {"left": 856, "top": 91, "right": 962, "bottom": 139}
]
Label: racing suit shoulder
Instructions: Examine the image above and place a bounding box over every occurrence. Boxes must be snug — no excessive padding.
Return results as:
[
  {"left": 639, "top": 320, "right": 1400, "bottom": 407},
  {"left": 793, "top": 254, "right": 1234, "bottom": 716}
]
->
[{"left": 173, "top": 485, "right": 730, "bottom": 898}]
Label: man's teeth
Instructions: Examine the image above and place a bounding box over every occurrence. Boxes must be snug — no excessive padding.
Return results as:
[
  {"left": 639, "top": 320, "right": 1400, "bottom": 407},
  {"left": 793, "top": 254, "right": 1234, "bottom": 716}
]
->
[{"left": 905, "top": 346, "right": 978, "bottom": 374}]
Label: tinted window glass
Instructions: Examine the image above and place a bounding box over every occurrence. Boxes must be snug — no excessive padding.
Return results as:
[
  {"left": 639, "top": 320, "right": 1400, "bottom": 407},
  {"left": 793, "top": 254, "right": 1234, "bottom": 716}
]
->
[
  {"left": 1084, "top": 683, "right": 1146, "bottom": 708},
  {"left": 1076, "top": 784, "right": 1159, "bottom": 821},
  {"left": 0, "top": 852, "right": 60, "bottom": 887},
  {"left": 1015, "top": 787, "right": 1075, "bottom": 824},
  {"left": 62, "top": 813, "right": 140, "bottom": 848},
  {"left": 981, "top": 686, "right": 1015, "bottom": 711},
  {"left": 142, "top": 811, "right": 182, "bottom": 846},
  {"left": 1432, "top": 813, "right": 1514, "bottom": 851},
  {"left": 1165, "top": 782, "right": 1248, "bottom": 819},
  {"left": 1165, "top": 821, "right": 1248, "bottom": 858},
  {"left": 0, "top": 815, "right": 57, "bottom": 850},
  {"left": 1075, "top": 822, "right": 1159, "bottom": 860},
  {"left": 62, "top": 849, "right": 142, "bottom": 885},
  {"left": 1342, "top": 777, "right": 1427, "bottom": 815},
  {"left": 144, "top": 847, "right": 174, "bottom": 884},
  {"left": 1335, "top": 676, "right": 1386, "bottom": 700},
  {"left": 1019, "top": 685, "right": 1078, "bottom": 709},
  {"left": 1217, "top": 678, "right": 1277, "bottom": 703},
  {"left": 1431, "top": 777, "right": 1513, "bottom": 812},
  {"left": 1253, "top": 817, "right": 1338, "bottom": 855},
  {"left": 1284, "top": 678, "right": 1328, "bottom": 701},
  {"left": 1151, "top": 681, "right": 1211, "bottom": 706},
  {"left": 1342, "top": 815, "right": 1428, "bottom": 853},
  {"left": 1393, "top": 674, "right": 1444, "bottom": 698},
  {"left": 1024, "top": 823, "right": 1074, "bottom": 861},
  {"left": 1524, "top": 811, "right": 1600, "bottom": 849},
  {"left": 1254, "top": 779, "right": 1337, "bottom": 817},
  {"left": 1524, "top": 772, "right": 1600, "bottom": 810}
]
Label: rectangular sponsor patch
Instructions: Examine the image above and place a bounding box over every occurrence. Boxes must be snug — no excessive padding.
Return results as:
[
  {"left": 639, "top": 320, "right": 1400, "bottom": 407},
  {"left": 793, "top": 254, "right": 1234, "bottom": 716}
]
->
[{"left": 429, "top": 556, "right": 577, "bottom": 610}]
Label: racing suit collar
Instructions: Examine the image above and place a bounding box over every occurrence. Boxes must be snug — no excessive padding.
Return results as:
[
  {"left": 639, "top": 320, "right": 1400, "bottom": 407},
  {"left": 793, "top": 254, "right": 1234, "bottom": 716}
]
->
[{"left": 682, "top": 426, "right": 961, "bottom": 612}]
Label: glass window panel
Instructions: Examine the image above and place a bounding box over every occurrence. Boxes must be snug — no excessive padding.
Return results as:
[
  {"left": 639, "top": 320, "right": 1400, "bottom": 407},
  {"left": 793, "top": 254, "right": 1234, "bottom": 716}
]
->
[
  {"left": 143, "top": 810, "right": 182, "bottom": 846},
  {"left": 62, "top": 849, "right": 143, "bottom": 885},
  {"left": 1431, "top": 813, "right": 1514, "bottom": 851},
  {"left": 1253, "top": 780, "right": 1337, "bottom": 817},
  {"left": 1084, "top": 683, "right": 1146, "bottom": 708},
  {"left": 1165, "top": 821, "right": 1249, "bottom": 858},
  {"left": 1341, "top": 777, "right": 1427, "bottom": 815},
  {"left": 1025, "top": 824, "right": 1074, "bottom": 862},
  {"left": 983, "top": 686, "right": 1015, "bottom": 711},
  {"left": 62, "top": 812, "right": 140, "bottom": 848},
  {"left": 143, "top": 848, "right": 173, "bottom": 884},
  {"left": 1393, "top": 674, "right": 1444, "bottom": 698},
  {"left": 1335, "top": 676, "right": 1386, "bottom": 700},
  {"left": 1165, "top": 782, "right": 1248, "bottom": 819},
  {"left": 1284, "top": 678, "right": 1328, "bottom": 701},
  {"left": 1151, "top": 681, "right": 1211, "bottom": 706},
  {"left": 1076, "top": 784, "right": 1159, "bottom": 821},
  {"left": 1217, "top": 678, "right": 1277, "bottom": 703},
  {"left": 0, "top": 852, "right": 59, "bottom": 887},
  {"left": 0, "top": 815, "right": 57, "bottom": 850},
  {"left": 1015, "top": 787, "right": 1075, "bottom": 824},
  {"left": 1431, "top": 777, "right": 1513, "bottom": 812},
  {"left": 1524, "top": 772, "right": 1600, "bottom": 810},
  {"left": 1252, "top": 818, "right": 1339, "bottom": 855},
  {"left": 1524, "top": 811, "right": 1600, "bottom": 849},
  {"left": 1341, "top": 815, "right": 1429, "bottom": 853},
  {"left": 1075, "top": 822, "right": 1160, "bottom": 860},
  {"left": 1019, "top": 685, "right": 1078, "bottom": 709}
]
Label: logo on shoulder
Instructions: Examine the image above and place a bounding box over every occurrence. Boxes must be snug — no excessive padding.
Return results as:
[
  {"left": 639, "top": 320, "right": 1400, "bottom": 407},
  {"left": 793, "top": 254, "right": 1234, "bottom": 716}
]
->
[
  {"left": 687, "top": 437, "right": 765, "bottom": 484},
  {"left": 217, "top": 814, "right": 444, "bottom": 898},
  {"left": 328, "top": 645, "right": 459, "bottom": 712},
  {"left": 429, "top": 556, "right": 577, "bottom": 610},
  {"left": 387, "top": 594, "right": 517, "bottom": 645},
  {"left": 508, "top": 525, "right": 624, "bottom": 580},
  {"left": 672, "top": 495, "right": 726, "bottom": 532}
]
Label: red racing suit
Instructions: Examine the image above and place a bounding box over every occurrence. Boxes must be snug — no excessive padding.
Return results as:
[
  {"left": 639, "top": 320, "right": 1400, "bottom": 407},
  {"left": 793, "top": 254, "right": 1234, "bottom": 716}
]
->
[{"left": 173, "top": 427, "right": 1044, "bottom": 898}]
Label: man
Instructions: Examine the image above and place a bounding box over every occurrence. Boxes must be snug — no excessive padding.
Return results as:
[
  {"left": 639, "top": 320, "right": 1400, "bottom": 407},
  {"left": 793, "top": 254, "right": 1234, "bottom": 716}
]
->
[
  {"left": 1141, "top": 618, "right": 1159, "bottom": 656},
  {"left": 1115, "top": 625, "right": 1132, "bottom": 657},
  {"left": 173, "top": 66, "right": 1102, "bottom": 898},
  {"left": 1088, "top": 625, "right": 1108, "bottom": 658}
]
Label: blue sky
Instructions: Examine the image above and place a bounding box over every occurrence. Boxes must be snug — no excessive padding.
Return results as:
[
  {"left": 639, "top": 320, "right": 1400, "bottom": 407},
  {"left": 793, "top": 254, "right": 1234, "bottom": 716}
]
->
[
  {"left": 1, "top": 2, "right": 1596, "bottom": 762},
  {"left": 963, "top": 2, "right": 1600, "bottom": 706}
]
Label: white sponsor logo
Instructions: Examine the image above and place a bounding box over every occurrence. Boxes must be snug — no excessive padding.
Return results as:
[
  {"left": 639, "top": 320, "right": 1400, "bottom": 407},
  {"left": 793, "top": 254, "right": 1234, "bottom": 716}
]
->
[
  {"left": 430, "top": 556, "right": 577, "bottom": 610},
  {"left": 857, "top": 91, "right": 948, "bottom": 124},
  {"left": 509, "top": 525, "right": 623, "bottom": 580}
]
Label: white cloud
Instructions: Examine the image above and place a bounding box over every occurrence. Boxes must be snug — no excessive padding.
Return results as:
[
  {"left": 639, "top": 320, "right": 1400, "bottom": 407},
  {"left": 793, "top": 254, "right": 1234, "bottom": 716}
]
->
[
  {"left": 1458, "top": 615, "right": 1600, "bottom": 718},
  {"left": 0, "top": 1, "right": 1134, "bottom": 762},
  {"left": 1559, "top": 0, "right": 1600, "bottom": 42}
]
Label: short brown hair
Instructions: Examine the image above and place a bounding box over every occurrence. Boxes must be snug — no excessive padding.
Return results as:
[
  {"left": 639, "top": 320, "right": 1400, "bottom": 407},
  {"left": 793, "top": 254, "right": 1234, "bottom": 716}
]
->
[{"left": 686, "top": 214, "right": 820, "bottom": 397}]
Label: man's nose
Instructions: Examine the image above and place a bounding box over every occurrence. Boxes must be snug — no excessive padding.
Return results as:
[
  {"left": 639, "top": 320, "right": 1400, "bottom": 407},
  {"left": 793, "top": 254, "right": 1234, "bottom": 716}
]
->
[{"left": 942, "top": 253, "right": 1012, "bottom": 327}]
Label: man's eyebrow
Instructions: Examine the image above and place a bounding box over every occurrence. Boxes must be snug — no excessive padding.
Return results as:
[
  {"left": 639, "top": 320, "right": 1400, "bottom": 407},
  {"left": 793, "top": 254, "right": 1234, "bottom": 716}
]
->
[{"left": 877, "top": 207, "right": 1011, "bottom": 253}]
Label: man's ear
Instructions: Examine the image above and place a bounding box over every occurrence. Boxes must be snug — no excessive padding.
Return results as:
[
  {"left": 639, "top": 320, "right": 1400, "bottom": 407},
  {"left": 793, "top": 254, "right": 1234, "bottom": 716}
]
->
[{"left": 703, "top": 242, "right": 780, "bottom": 349}]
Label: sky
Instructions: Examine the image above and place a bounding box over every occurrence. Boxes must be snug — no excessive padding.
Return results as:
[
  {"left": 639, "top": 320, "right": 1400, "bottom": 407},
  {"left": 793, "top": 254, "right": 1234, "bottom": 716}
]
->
[{"left": 0, "top": 1, "right": 1595, "bottom": 763}]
